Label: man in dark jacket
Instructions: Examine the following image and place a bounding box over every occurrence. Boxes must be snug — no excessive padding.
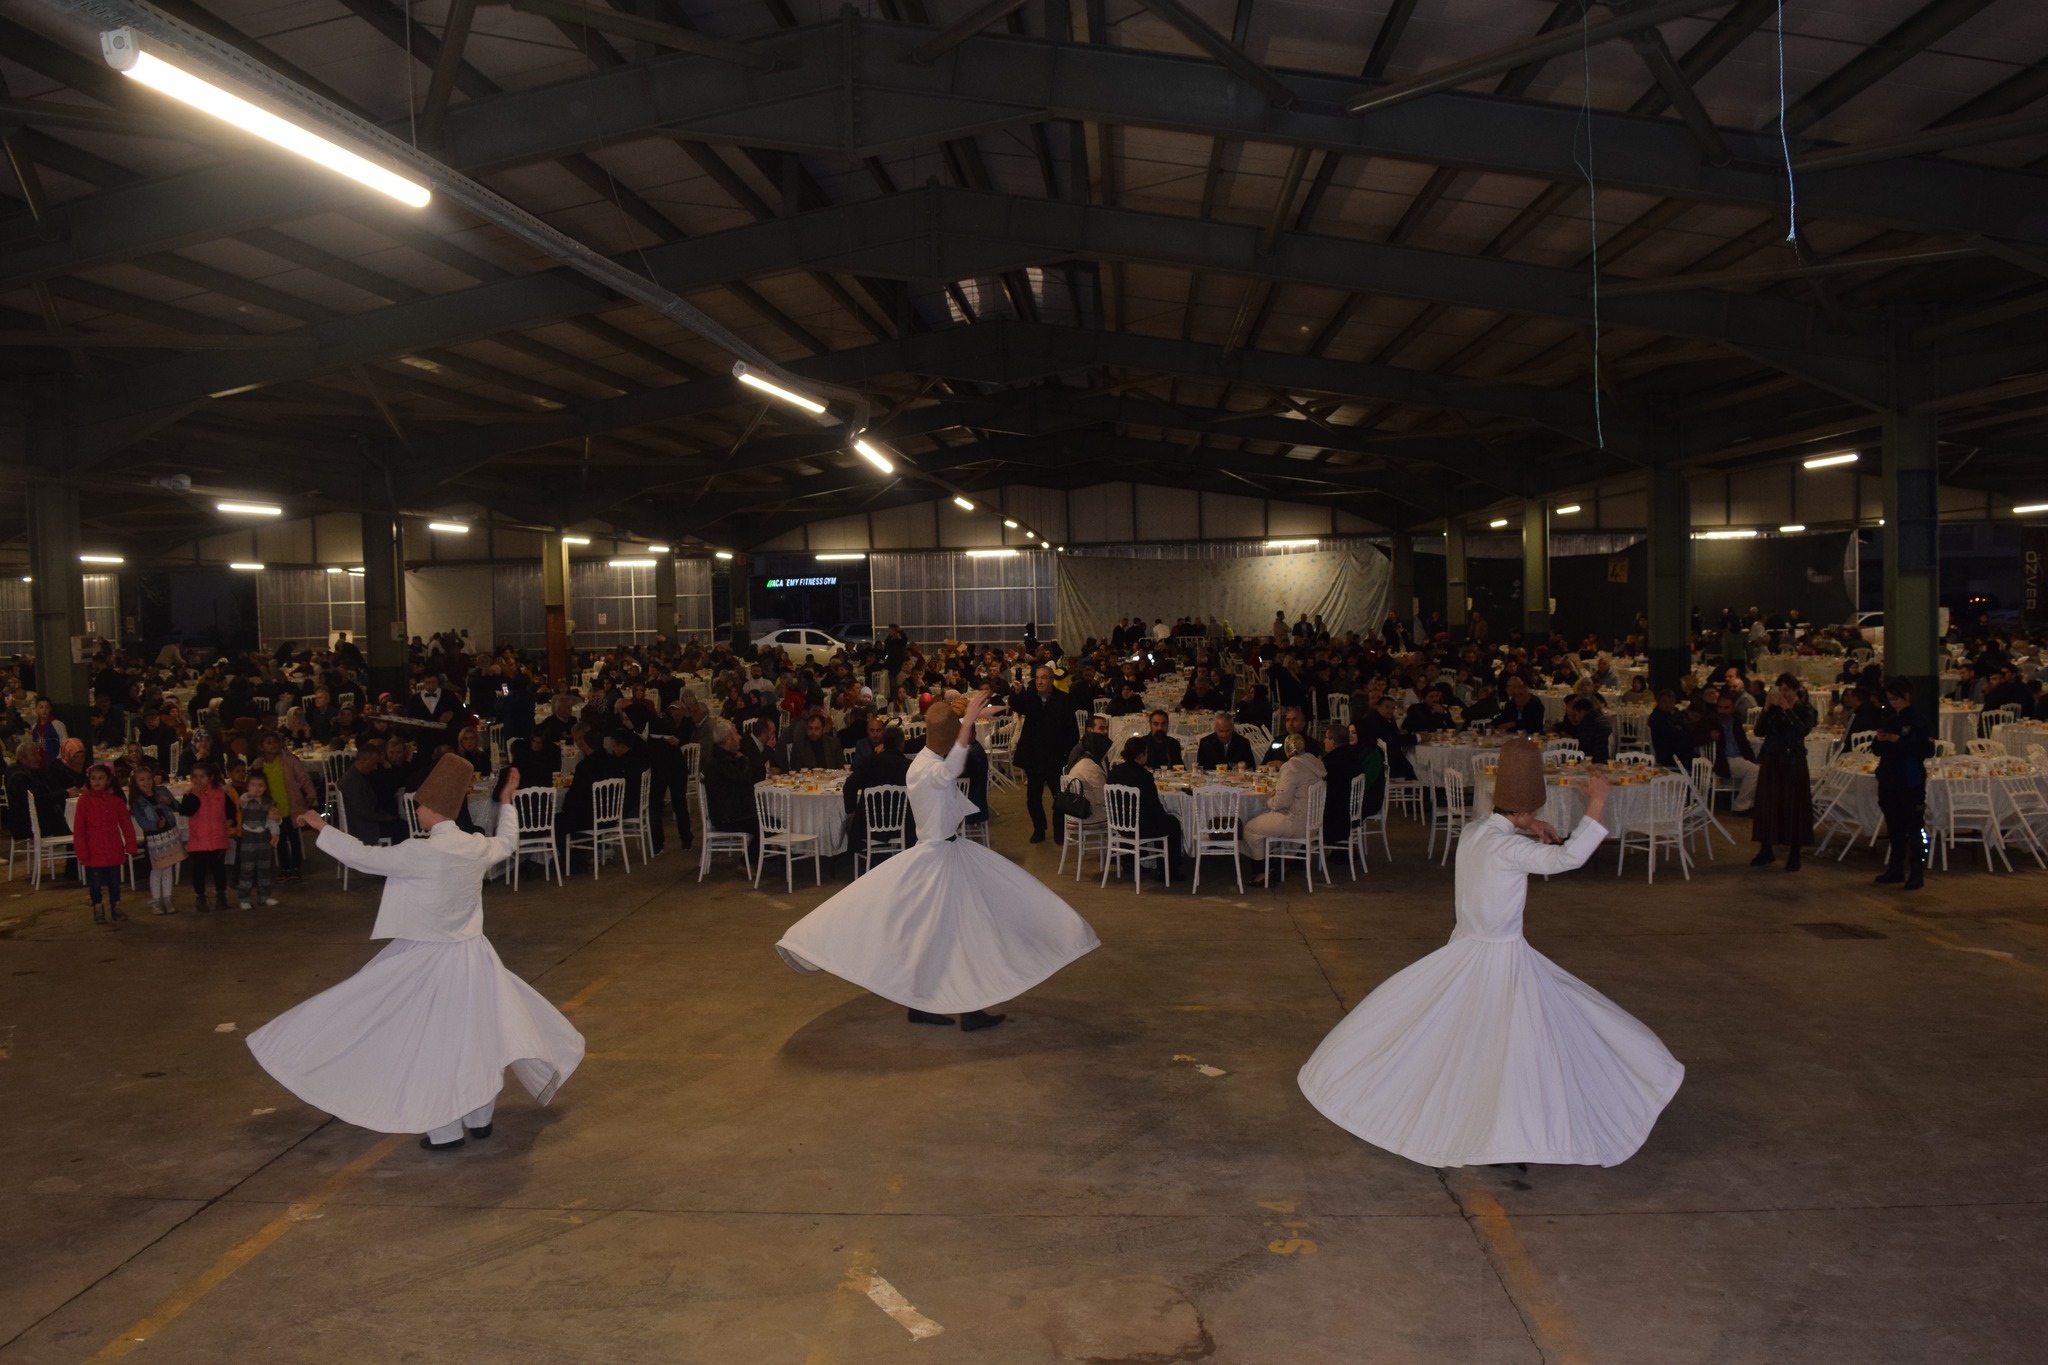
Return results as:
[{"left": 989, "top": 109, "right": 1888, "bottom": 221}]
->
[
  {"left": 1871, "top": 677, "right": 1933, "bottom": 890},
  {"left": 844, "top": 726, "right": 913, "bottom": 854},
  {"left": 1195, "top": 713, "right": 1255, "bottom": 770},
  {"left": 1491, "top": 675, "right": 1546, "bottom": 735},
  {"left": 1320, "top": 727, "right": 1366, "bottom": 849},
  {"left": 1358, "top": 695, "right": 1417, "bottom": 782},
  {"left": 1404, "top": 684, "right": 1456, "bottom": 734},
  {"left": 1008, "top": 665, "right": 1083, "bottom": 844},
  {"left": 1648, "top": 690, "right": 1697, "bottom": 769},
  {"left": 701, "top": 718, "right": 760, "bottom": 860},
  {"left": 1141, "top": 710, "right": 1184, "bottom": 769},
  {"left": 558, "top": 725, "right": 622, "bottom": 866},
  {"left": 1105, "top": 736, "right": 1185, "bottom": 881}
]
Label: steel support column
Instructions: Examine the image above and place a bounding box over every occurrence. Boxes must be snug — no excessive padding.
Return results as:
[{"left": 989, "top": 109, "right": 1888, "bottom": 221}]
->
[
  {"left": 359, "top": 506, "right": 406, "bottom": 698},
  {"left": 1881, "top": 412, "right": 1941, "bottom": 713},
  {"left": 1521, "top": 499, "right": 1551, "bottom": 640},
  {"left": 1387, "top": 529, "right": 1415, "bottom": 644},
  {"left": 543, "top": 533, "right": 571, "bottom": 690},
  {"left": 654, "top": 552, "right": 678, "bottom": 637},
  {"left": 1646, "top": 464, "right": 1692, "bottom": 692},
  {"left": 727, "top": 552, "right": 752, "bottom": 650},
  {"left": 26, "top": 478, "right": 87, "bottom": 729},
  {"left": 1444, "top": 519, "right": 1468, "bottom": 635}
]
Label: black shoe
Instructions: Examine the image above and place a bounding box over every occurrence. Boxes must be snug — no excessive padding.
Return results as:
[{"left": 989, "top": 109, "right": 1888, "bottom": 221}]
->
[
  {"left": 959, "top": 1010, "right": 1006, "bottom": 1032},
  {"left": 91, "top": 905, "right": 107, "bottom": 926},
  {"left": 1873, "top": 871, "right": 1904, "bottom": 885},
  {"left": 907, "top": 1008, "right": 954, "bottom": 1026},
  {"left": 466, "top": 1123, "right": 493, "bottom": 1140},
  {"left": 110, "top": 906, "right": 129, "bottom": 922},
  {"left": 1904, "top": 872, "right": 1924, "bottom": 890},
  {"left": 419, "top": 1134, "right": 466, "bottom": 1152},
  {"left": 1785, "top": 853, "right": 1802, "bottom": 872},
  {"left": 1750, "top": 851, "right": 1774, "bottom": 867},
  {"left": 1028, "top": 831, "right": 1046, "bottom": 844}
]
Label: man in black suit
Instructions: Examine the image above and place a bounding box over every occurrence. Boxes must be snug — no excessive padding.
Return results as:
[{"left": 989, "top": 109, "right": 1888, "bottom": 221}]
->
[
  {"left": 845, "top": 725, "right": 913, "bottom": 855},
  {"left": 1105, "top": 735, "right": 1185, "bottom": 881},
  {"left": 1648, "top": 690, "right": 1696, "bottom": 768},
  {"left": 405, "top": 673, "right": 464, "bottom": 752},
  {"left": 1491, "top": 675, "right": 1547, "bottom": 735},
  {"left": 1871, "top": 677, "right": 1933, "bottom": 890},
  {"left": 742, "top": 716, "right": 780, "bottom": 782},
  {"left": 1141, "top": 710, "right": 1184, "bottom": 769},
  {"left": 700, "top": 718, "right": 759, "bottom": 862},
  {"left": 558, "top": 724, "right": 623, "bottom": 866},
  {"left": 1195, "top": 713, "right": 1254, "bottom": 770},
  {"left": 1404, "top": 683, "right": 1456, "bottom": 734},
  {"left": 1321, "top": 725, "right": 1366, "bottom": 849},
  {"left": 1008, "top": 665, "right": 1083, "bottom": 844},
  {"left": 1359, "top": 695, "right": 1417, "bottom": 781}
]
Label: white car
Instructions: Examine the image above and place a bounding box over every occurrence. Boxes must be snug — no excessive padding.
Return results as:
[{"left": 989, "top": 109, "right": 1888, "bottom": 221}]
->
[{"left": 753, "top": 626, "right": 849, "bottom": 664}]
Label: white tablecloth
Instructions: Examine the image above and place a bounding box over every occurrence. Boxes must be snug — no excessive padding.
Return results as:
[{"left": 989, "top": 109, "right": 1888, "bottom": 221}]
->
[
  {"left": 1758, "top": 655, "right": 1844, "bottom": 687},
  {"left": 1823, "top": 761, "right": 2048, "bottom": 852},
  {"left": 1157, "top": 777, "right": 1273, "bottom": 854},
  {"left": 1470, "top": 772, "right": 1662, "bottom": 843},
  {"left": 761, "top": 775, "right": 849, "bottom": 856},
  {"left": 1993, "top": 721, "right": 2048, "bottom": 758},
  {"left": 1413, "top": 741, "right": 1505, "bottom": 789},
  {"left": 1938, "top": 707, "right": 1981, "bottom": 752}
]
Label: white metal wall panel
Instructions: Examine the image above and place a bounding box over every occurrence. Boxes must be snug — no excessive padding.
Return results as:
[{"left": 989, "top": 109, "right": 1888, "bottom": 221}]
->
[
  {"left": 1203, "top": 491, "right": 1265, "bottom": 539},
  {"left": 404, "top": 566, "right": 495, "bottom": 647},
  {"left": 868, "top": 502, "right": 936, "bottom": 549},
  {"left": 1068, "top": 483, "right": 1134, "bottom": 543},
  {"left": 1600, "top": 489, "right": 1648, "bottom": 528},
  {"left": 998, "top": 486, "right": 1069, "bottom": 544},
  {"left": 492, "top": 526, "right": 545, "bottom": 562},
  {"left": 1797, "top": 469, "right": 1857, "bottom": 524},
  {"left": 1134, "top": 485, "right": 1199, "bottom": 541},
  {"left": 806, "top": 514, "right": 870, "bottom": 551},
  {"left": 1333, "top": 509, "right": 1378, "bottom": 534},
  {"left": 198, "top": 530, "right": 249, "bottom": 562},
  {"left": 937, "top": 499, "right": 1003, "bottom": 547},
  {"left": 1266, "top": 500, "right": 1333, "bottom": 536},
  {"left": 1727, "top": 467, "right": 1789, "bottom": 528},
  {"left": 315, "top": 513, "right": 362, "bottom": 564}
]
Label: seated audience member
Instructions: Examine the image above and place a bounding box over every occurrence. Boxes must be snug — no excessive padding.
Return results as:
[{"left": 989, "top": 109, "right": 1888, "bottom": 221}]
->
[
  {"left": 700, "top": 719, "right": 760, "bottom": 860},
  {"left": 1141, "top": 710, "right": 1184, "bottom": 769},
  {"left": 1195, "top": 713, "right": 1255, "bottom": 770},
  {"left": 1103, "top": 735, "right": 1185, "bottom": 881}
]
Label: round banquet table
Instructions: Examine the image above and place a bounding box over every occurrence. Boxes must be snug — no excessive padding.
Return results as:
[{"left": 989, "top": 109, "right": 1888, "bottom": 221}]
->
[
  {"left": 1819, "top": 755, "right": 2048, "bottom": 855},
  {"left": 758, "top": 772, "right": 850, "bottom": 856},
  {"left": 1156, "top": 770, "right": 1277, "bottom": 853},
  {"left": 1937, "top": 705, "right": 1981, "bottom": 752},
  {"left": 1993, "top": 720, "right": 2048, "bottom": 758},
  {"left": 1470, "top": 769, "right": 1664, "bottom": 843},
  {"left": 1412, "top": 739, "right": 1506, "bottom": 790},
  {"left": 1758, "top": 655, "right": 1845, "bottom": 688}
]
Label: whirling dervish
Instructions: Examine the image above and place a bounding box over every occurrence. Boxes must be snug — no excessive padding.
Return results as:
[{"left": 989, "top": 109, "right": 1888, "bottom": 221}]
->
[
  {"left": 248, "top": 757, "right": 585, "bottom": 1151},
  {"left": 1298, "top": 739, "right": 1683, "bottom": 1168},
  {"left": 777, "top": 688, "right": 1100, "bottom": 1031}
]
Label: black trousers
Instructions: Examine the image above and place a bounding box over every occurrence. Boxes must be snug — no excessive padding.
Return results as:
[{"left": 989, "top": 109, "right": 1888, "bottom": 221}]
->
[
  {"left": 650, "top": 761, "right": 691, "bottom": 850},
  {"left": 187, "top": 848, "right": 228, "bottom": 902},
  {"left": 275, "top": 820, "right": 304, "bottom": 871},
  {"left": 1022, "top": 765, "right": 1058, "bottom": 837},
  {"left": 1880, "top": 788, "right": 1926, "bottom": 875}
]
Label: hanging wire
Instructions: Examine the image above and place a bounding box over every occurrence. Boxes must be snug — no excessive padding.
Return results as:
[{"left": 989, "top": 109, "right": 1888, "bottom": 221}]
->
[
  {"left": 1776, "top": 0, "right": 1797, "bottom": 240},
  {"left": 1572, "top": 0, "right": 1604, "bottom": 449}
]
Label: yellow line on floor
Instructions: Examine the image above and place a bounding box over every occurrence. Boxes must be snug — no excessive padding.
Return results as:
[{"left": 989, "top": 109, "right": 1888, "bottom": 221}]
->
[
  {"left": 91, "top": 1134, "right": 406, "bottom": 1359},
  {"left": 1888, "top": 909, "right": 2042, "bottom": 976},
  {"left": 556, "top": 973, "right": 617, "bottom": 1012},
  {"left": 1448, "top": 1173, "right": 1593, "bottom": 1365},
  {"left": 802, "top": 1247, "right": 875, "bottom": 1365}
]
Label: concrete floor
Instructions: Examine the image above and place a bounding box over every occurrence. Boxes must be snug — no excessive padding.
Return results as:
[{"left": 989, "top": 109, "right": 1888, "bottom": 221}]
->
[{"left": 2, "top": 794, "right": 2045, "bottom": 1365}]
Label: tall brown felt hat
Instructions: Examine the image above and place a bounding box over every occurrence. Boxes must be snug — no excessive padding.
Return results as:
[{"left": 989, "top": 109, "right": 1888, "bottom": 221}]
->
[
  {"left": 415, "top": 753, "right": 477, "bottom": 821},
  {"left": 1493, "top": 738, "right": 1547, "bottom": 814}
]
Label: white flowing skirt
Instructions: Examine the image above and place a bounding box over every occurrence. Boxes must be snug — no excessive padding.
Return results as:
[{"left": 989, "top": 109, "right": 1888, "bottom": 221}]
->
[
  {"left": 247, "top": 935, "right": 586, "bottom": 1135},
  {"left": 1297, "top": 935, "right": 1683, "bottom": 1168},
  {"left": 777, "top": 837, "right": 1101, "bottom": 1014}
]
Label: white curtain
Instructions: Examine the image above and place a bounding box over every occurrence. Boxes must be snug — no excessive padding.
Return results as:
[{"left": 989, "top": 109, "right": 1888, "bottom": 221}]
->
[
  {"left": 1055, "top": 546, "right": 1390, "bottom": 647},
  {"left": 404, "top": 566, "right": 495, "bottom": 648}
]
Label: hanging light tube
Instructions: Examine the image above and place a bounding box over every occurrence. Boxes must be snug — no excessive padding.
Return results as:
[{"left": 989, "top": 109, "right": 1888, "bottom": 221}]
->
[
  {"left": 966, "top": 548, "right": 1019, "bottom": 558},
  {"left": 427, "top": 521, "right": 469, "bottom": 534},
  {"left": 216, "top": 500, "right": 282, "bottom": 516},
  {"left": 853, "top": 440, "right": 894, "bottom": 474},
  {"left": 1265, "top": 538, "right": 1318, "bottom": 548},
  {"left": 229, "top": 561, "right": 265, "bottom": 570},
  {"left": 731, "top": 362, "right": 828, "bottom": 415},
  {"left": 1488, "top": 518, "right": 1509, "bottom": 528},
  {"left": 953, "top": 496, "right": 975, "bottom": 511},
  {"left": 1802, "top": 452, "right": 1859, "bottom": 469},
  {"left": 100, "top": 31, "right": 429, "bottom": 208},
  {"left": 608, "top": 558, "right": 656, "bottom": 568},
  {"left": 2014, "top": 503, "right": 2048, "bottom": 515},
  {"left": 79, "top": 553, "right": 125, "bottom": 564}
]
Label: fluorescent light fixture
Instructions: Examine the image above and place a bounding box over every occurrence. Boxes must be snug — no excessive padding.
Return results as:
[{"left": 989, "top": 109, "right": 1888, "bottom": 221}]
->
[
  {"left": 1802, "top": 451, "right": 1859, "bottom": 469},
  {"left": 1054, "top": 545, "right": 1064, "bottom": 552},
  {"left": 853, "top": 439, "right": 894, "bottom": 474},
  {"left": 816, "top": 553, "right": 867, "bottom": 562},
  {"left": 1265, "top": 538, "right": 1318, "bottom": 548},
  {"left": 324, "top": 566, "right": 343, "bottom": 574},
  {"left": 1025, "top": 530, "right": 1036, "bottom": 539},
  {"left": 1488, "top": 518, "right": 1509, "bottom": 529},
  {"left": 2014, "top": 503, "right": 2048, "bottom": 515},
  {"left": 79, "top": 554, "right": 124, "bottom": 564},
  {"left": 561, "top": 535, "right": 591, "bottom": 546},
  {"left": 731, "top": 362, "right": 827, "bottom": 415},
  {"left": 19, "top": 576, "right": 30, "bottom": 583},
  {"left": 714, "top": 551, "right": 734, "bottom": 561},
  {"left": 216, "top": 501, "right": 281, "bottom": 517},
  {"left": 427, "top": 521, "right": 469, "bottom": 534},
  {"left": 230, "top": 561, "right": 264, "bottom": 570},
  {"left": 966, "top": 548, "right": 1019, "bottom": 558},
  {"left": 1779, "top": 524, "right": 1807, "bottom": 533},
  {"left": 648, "top": 544, "right": 670, "bottom": 553},
  {"left": 347, "top": 567, "right": 365, "bottom": 575},
  {"left": 1695, "top": 529, "right": 1759, "bottom": 540},
  {"left": 1555, "top": 504, "right": 1582, "bottom": 515},
  {"left": 608, "top": 558, "right": 656, "bottom": 568},
  {"left": 101, "top": 33, "right": 430, "bottom": 209},
  {"left": 953, "top": 496, "right": 975, "bottom": 511},
  {"left": 1003, "top": 519, "right": 1019, "bottom": 529}
]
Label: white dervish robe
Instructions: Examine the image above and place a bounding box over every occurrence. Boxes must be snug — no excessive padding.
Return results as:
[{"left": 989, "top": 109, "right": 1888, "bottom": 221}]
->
[
  {"left": 776, "top": 739, "right": 1100, "bottom": 1013},
  {"left": 247, "top": 811, "right": 585, "bottom": 1135},
  {"left": 1298, "top": 813, "right": 1683, "bottom": 1167}
]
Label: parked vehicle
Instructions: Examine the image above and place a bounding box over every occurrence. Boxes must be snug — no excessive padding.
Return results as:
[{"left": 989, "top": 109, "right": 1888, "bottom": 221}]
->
[{"left": 752, "top": 626, "right": 850, "bottom": 664}]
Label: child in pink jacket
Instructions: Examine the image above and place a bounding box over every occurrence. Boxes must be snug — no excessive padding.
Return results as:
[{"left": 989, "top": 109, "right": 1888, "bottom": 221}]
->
[{"left": 72, "top": 763, "right": 138, "bottom": 927}]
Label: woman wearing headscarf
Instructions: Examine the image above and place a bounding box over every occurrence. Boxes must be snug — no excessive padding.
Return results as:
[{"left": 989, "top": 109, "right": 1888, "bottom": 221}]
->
[{"left": 1239, "top": 733, "right": 1328, "bottom": 884}]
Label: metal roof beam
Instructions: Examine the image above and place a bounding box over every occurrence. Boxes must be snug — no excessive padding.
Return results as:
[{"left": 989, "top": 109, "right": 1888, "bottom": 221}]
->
[{"left": 9, "top": 22, "right": 2048, "bottom": 287}]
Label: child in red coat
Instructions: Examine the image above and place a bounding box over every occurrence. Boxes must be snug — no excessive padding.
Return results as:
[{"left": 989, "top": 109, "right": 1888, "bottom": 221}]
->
[{"left": 72, "top": 763, "right": 138, "bottom": 927}]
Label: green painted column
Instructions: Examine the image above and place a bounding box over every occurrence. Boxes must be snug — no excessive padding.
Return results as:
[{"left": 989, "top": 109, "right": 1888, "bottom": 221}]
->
[
  {"left": 1882, "top": 412, "right": 1940, "bottom": 712},
  {"left": 654, "top": 549, "right": 678, "bottom": 637},
  {"left": 26, "top": 478, "right": 88, "bottom": 730},
  {"left": 1646, "top": 464, "right": 1692, "bottom": 692},
  {"left": 1387, "top": 528, "right": 1415, "bottom": 643},
  {"left": 543, "top": 532, "right": 572, "bottom": 689},
  {"left": 359, "top": 509, "right": 406, "bottom": 698},
  {"left": 1444, "top": 519, "right": 1468, "bottom": 635},
  {"left": 1521, "top": 498, "right": 1551, "bottom": 639}
]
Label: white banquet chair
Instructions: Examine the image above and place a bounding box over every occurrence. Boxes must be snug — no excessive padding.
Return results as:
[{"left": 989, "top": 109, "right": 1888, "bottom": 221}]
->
[
  {"left": 619, "top": 770, "right": 655, "bottom": 862},
  {"left": 1262, "top": 783, "right": 1327, "bottom": 891},
  {"left": 752, "top": 785, "right": 821, "bottom": 891},
  {"left": 26, "top": 799, "right": 75, "bottom": 889},
  {"left": 567, "top": 776, "right": 632, "bottom": 880},
  {"left": 1811, "top": 763, "right": 1865, "bottom": 860},
  {"left": 856, "top": 785, "right": 908, "bottom": 875},
  {"left": 510, "top": 786, "right": 563, "bottom": 889},
  {"left": 1333, "top": 773, "right": 1370, "bottom": 880},
  {"left": 696, "top": 777, "right": 752, "bottom": 882},
  {"left": 1381, "top": 740, "right": 1425, "bottom": 821},
  {"left": 1939, "top": 767, "right": 2010, "bottom": 872},
  {"left": 1426, "top": 768, "right": 1470, "bottom": 865},
  {"left": 1187, "top": 787, "right": 1243, "bottom": 895},
  {"left": 1616, "top": 774, "right": 1691, "bottom": 883},
  {"left": 1101, "top": 785, "right": 1171, "bottom": 893},
  {"left": 400, "top": 792, "right": 426, "bottom": 840},
  {"left": 1997, "top": 773, "right": 2048, "bottom": 869},
  {"left": 954, "top": 775, "right": 992, "bottom": 846}
]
